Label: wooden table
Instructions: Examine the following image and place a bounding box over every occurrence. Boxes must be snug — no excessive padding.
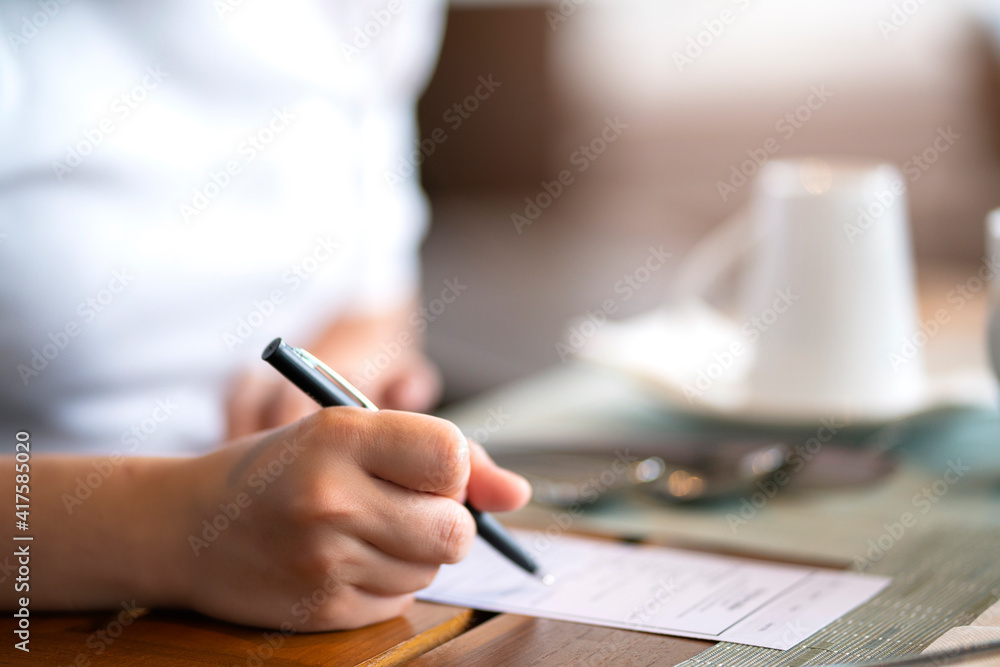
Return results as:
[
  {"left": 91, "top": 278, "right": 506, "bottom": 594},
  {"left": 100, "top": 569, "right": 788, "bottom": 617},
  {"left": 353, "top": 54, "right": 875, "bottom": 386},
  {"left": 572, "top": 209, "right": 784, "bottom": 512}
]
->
[
  {"left": 4, "top": 263, "right": 993, "bottom": 666},
  {"left": 2, "top": 601, "right": 712, "bottom": 665}
]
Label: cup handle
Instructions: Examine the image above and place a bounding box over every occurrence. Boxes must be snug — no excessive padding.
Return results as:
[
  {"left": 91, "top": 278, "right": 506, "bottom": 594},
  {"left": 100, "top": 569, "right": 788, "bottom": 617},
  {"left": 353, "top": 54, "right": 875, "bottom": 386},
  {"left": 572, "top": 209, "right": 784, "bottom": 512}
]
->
[{"left": 669, "top": 208, "right": 760, "bottom": 304}]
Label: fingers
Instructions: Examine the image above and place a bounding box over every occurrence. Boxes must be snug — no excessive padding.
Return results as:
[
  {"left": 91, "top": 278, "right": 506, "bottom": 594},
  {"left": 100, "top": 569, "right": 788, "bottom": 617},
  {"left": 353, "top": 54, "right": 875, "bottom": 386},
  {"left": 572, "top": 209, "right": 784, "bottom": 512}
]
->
[
  {"left": 276, "top": 408, "right": 529, "bottom": 624},
  {"left": 332, "top": 591, "right": 415, "bottom": 631},
  {"left": 331, "top": 444, "right": 529, "bottom": 568},
  {"left": 300, "top": 410, "right": 526, "bottom": 560},
  {"left": 466, "top": 441, "right": 532, "bottom": 513},
  {"left": 298, "top": 587, "right": 416, "bottom": 632},
  {"left": 349, "top": 476, "right": 476, "bottom": 565},
  {"left": 342, "top": 540, "right": 440, "bottom": 596},
  {"left": 317, "top": 409, "right": 470, "bottom": 496}
]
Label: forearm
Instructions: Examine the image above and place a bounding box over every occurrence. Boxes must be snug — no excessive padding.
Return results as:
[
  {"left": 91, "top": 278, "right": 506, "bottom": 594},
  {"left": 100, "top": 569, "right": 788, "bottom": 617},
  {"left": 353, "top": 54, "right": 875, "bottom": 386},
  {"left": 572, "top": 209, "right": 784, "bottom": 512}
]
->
[{"left": 0, "top": 454, "right": 203, "bottom": 611}]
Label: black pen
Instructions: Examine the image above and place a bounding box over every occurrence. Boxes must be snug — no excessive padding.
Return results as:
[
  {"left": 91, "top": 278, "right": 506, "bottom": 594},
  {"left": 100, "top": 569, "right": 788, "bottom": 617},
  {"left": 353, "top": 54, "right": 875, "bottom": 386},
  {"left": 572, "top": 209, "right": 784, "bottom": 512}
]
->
[{"left": 262, "top": 337, "right": 553, "bottom": 585}]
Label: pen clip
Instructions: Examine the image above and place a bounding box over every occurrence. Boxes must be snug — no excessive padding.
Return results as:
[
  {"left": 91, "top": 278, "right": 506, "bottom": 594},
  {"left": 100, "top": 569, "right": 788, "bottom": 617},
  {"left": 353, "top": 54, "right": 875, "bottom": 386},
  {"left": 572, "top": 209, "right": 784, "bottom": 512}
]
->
[{"left": 290, "top": 346, "right": 379, "bottom": 411}]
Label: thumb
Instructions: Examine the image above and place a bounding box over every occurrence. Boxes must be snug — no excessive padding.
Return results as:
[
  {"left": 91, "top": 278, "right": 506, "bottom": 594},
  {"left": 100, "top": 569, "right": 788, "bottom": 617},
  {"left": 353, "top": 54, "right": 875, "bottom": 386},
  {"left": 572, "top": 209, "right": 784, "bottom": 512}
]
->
[{"left": 465, "top": 441, "right": 532, "bottom": 512}]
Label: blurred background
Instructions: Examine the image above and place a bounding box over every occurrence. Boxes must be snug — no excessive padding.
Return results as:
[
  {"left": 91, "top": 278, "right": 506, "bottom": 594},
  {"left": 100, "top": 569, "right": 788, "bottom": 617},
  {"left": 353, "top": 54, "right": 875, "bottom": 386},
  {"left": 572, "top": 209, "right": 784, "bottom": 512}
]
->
[{"left": 415, "top": 0, "right": 1000, "bottom": 402}]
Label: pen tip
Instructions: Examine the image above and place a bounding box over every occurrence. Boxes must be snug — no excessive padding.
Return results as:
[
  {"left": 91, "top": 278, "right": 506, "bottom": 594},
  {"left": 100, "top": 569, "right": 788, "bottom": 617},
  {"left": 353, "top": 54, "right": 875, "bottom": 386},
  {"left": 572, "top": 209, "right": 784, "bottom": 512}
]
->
[{"left": 540, "top": 573, "right": 556, "bottom": 586}]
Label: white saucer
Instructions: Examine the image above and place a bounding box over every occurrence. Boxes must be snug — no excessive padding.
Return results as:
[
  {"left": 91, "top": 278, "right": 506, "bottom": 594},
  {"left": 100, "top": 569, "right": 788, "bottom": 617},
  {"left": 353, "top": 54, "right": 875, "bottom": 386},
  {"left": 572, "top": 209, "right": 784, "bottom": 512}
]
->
[{"left": 575, "top": 301, "right": 999, "bottom": 427}]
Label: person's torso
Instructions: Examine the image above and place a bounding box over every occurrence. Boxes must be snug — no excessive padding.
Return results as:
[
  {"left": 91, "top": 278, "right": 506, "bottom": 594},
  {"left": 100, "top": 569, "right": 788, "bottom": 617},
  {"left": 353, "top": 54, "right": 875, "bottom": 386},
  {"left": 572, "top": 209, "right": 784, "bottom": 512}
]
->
[{"left": 0, "top": 0, "right": 444, "bottom": 455}]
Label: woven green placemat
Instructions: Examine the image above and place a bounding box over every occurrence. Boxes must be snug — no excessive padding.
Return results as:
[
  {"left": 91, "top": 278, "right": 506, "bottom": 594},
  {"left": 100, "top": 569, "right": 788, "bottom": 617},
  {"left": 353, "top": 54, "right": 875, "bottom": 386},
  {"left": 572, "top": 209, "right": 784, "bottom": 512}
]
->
[{"left": 677, "top": 528, "right": 1000, "bottom": 666}]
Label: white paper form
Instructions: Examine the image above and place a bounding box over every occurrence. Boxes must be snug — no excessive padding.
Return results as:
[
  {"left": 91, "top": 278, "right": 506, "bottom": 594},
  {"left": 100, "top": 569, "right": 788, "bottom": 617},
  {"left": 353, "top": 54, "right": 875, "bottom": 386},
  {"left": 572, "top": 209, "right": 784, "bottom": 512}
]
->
[{"left": 418, "top": 530, "right": 891, "bottom": 650}]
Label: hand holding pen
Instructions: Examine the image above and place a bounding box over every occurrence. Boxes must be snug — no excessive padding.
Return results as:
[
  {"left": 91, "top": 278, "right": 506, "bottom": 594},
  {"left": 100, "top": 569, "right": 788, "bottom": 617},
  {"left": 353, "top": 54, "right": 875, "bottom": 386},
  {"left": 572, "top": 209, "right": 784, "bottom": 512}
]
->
[
  {"left": 262, "top": 337, "right": 552, "bottom": 584},
  {"left": 175, "top": 341, "right": 533, "bottom": 633}
]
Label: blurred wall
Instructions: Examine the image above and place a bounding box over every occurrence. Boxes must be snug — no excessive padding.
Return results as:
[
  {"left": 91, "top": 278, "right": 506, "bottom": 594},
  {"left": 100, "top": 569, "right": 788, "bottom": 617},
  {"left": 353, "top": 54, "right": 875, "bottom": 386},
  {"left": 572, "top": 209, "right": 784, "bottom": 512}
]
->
[
  {"left": 417, "top": 1, "right": 1000, "bottom": 402},
  {"left": 417, "top": 6, "right": 553, "bottom": 191}
]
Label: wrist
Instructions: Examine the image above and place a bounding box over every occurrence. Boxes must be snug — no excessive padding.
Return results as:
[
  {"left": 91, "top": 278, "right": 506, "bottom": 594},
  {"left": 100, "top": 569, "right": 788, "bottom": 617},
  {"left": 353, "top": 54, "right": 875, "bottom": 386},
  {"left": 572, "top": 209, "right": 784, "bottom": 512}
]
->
[{"left": 125, "top": 455, "right": 214, "bottom": 609}]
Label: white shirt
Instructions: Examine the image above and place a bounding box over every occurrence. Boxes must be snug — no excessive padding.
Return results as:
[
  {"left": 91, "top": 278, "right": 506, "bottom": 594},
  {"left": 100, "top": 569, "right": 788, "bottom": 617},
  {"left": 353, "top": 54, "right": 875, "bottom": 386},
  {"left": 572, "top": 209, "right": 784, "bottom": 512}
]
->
[{"left": 0, "top": 0, "right": 445, "bottom": 455}]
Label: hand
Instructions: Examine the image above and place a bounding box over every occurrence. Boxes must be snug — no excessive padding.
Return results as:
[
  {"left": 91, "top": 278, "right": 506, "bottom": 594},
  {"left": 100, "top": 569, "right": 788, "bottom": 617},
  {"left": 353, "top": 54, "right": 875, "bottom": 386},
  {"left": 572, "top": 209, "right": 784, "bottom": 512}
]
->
[
  {"left": 225, "top": 349, "right": 440, "bottom": 439},
  {"left": 226, "top": 303, "right": 441, "bottom": 440},
  {"left": 180, "top": 408, "right": 530, "bottom": 631}
]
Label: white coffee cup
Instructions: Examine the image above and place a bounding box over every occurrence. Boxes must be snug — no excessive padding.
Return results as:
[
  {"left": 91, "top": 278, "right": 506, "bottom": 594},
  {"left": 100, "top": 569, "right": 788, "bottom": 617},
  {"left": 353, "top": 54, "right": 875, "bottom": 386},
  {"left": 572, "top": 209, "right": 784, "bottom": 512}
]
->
[{"left": 676, "top": 157, "right": 927, "bottom": 420}]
